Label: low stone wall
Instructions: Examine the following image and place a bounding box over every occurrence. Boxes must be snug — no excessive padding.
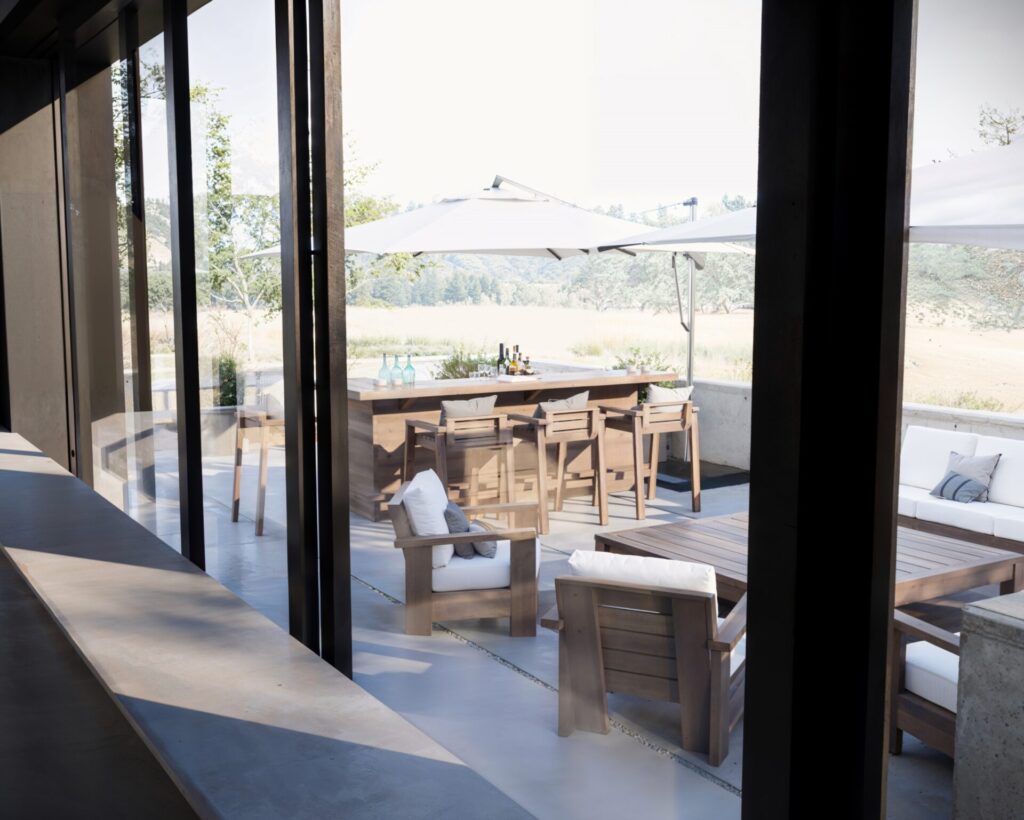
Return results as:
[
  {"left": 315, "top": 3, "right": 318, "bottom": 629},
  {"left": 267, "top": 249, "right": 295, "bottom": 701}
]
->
[{"left": 675, "top": 385, "right": 1024, "bottom": 472}]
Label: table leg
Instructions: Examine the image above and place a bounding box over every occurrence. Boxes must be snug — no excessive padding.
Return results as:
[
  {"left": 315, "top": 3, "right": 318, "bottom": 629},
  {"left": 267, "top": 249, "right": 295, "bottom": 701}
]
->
[
  {"left": 1001, "top": 560, "right": 1024, "bottom": 595},
  {"left": 689, "top": 415, "right": 702, "bottom": 513}
]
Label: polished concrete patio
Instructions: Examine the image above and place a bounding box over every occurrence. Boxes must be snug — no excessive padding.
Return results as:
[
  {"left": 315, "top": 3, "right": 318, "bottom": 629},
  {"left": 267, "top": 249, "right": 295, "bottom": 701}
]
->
[{"left": 180, "top": 444, "right": 956, "bottom": 819}]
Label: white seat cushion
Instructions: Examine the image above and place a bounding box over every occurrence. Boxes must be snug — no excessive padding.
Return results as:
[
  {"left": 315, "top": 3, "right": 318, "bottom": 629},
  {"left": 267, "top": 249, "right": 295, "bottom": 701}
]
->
[
  {"left": 898, "top": 485, "right": 933, "bottom": 518},
  {"left": 568, "top": 550, "right": 717, "bottom": 596},
  {"left": 915, "top": 497, "right": 995, "bottom": 535},
  {"left": 717, "top": 617, "right": 746, "bottom": 677},
  {"left": 986, "top": 502, "right": 1024, "bottom": 543},
  {"left": 899, "top": 426, "right": 979, "bottom": 490},
  {"left": 432, "top": 538, "right": 541, "bottom": 593},
  {"left": 976, "top": 436, "right": 1024, "bottom": 508},
  {"left": 402, "top": 470, "right": 455, "bottom": 568},
  {"left": 905, "top": 638, "right": 959, "bottom": 713}
]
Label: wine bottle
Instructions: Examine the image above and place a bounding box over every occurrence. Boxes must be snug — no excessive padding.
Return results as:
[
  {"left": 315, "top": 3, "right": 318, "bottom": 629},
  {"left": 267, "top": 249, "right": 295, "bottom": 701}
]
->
[
  {"left": 508, "top": 351, "right": 519, "bottom": 376},
  {"left": 390, "top": 354, "right": 403, "bottom": 386},
  {"left": 377, "top": 353, "right": 390, "bottom": 386},
  {"left": 403, "top": 354, "right": 416, "bottom": 385},
  {"left": 497, "top": 343, "right": 506, "bottom": 375}
]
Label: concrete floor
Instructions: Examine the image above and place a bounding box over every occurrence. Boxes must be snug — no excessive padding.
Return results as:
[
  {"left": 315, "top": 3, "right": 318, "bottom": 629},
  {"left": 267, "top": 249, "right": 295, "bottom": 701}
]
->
[{"left": 128, "top": 444, "right": 954, "bottom": 818}]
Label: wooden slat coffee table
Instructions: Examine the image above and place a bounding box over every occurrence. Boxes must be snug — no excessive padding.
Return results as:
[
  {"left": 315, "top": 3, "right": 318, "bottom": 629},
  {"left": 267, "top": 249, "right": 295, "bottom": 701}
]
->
[{"left": 595, "top": 512, "right": 1024, "bottom": 607}]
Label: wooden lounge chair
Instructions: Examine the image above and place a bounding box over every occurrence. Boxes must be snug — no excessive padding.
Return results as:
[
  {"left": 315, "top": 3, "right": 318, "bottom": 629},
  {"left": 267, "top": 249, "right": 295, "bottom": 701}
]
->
[
  {"left": 889, "top": 610, "right": 959, "bottom": 757},
  {"left": 543, "top": 575, "right": 746, "bottom": 766},
  {"left": 389, "top": 479, "right": 539, "bottom": 637}
]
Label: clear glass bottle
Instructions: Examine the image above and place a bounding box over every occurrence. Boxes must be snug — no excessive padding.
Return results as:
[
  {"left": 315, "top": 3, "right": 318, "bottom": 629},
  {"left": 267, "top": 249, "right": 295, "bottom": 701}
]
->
[
  {"left": 390, "top": 354, "right": 403, "bottom": 386},
  {"left": 402, "top": 354, "right": 416, "bottom": 385},
  {"left": 377, "top": 353, "right": 390, "bottom": 385}
]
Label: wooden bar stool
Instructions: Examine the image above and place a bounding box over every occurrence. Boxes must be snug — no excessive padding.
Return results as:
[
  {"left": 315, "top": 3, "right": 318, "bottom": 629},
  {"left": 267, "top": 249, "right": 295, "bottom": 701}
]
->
[
  {"left": 403, "top": 414, "right": 517, "bottom": 505},
  {"left": 600, "top": 400, "right": 701, "bottom": 519},
  {"left": 510, "top": 407, "right": 608, "bottom": 534},
  {"left": 231, "top": 408, "right": 285, "bottom": 536}
]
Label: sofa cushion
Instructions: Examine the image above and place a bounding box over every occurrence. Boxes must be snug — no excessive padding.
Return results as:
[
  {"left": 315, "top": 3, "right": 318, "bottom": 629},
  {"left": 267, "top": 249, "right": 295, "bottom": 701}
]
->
[
  {"left": 915, "top": 497, "right": 995, "bottom": 535},
  {"left": 468, "top": 521, "right": 497, "bottom": 559},
  {"left": 905, "top": 638, "right": 959, "bottom": 714},
  {"left": 439, "top": 394, "right": 497, "bottom": 425},
  {"left": 443, "top": 502, "right": 475, "bottom": 558},
  {"left": 898, "top": 485, "right": 933, "bottom": 517},
  {"left": 899, "top": 426, "right": 979, "bottom": 490},
  {"left": 976, "top": 436, "right": 1024, "bottom": 508},
  {"left": 535, "top": 390, "right": 589, "bottom": 418},
  {"left": 431, "top": 537, "right": 540, "bottom": 593},
  {"left": 568, "top": 550, "right": 717, "bottom": 597},
  {"left": 943, "top": 451, "right": 1002, "bottom": 501},
  {"left": 646, "top": 383, "right": 694, "bottom": 413},
  {"left": 930, "top": 471, "right": 991, "bottom": 504},
  {"left": 986, "top": 502, "right": 1024, "bottom": 543},
  {"left": 403, "top": 470, "right": 455, "bottom": 568}
]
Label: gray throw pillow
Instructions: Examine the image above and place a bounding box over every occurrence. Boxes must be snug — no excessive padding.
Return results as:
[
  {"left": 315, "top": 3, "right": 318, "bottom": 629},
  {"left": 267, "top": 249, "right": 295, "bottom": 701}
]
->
[
  {"left": 945, "top": 451, "right": 1001, "bottom": 501},
  {"left": 931, "top": 471, "right": 989, "bottom": 504},
  {"left": 534, "top": 390, "right": 589, "bottom": 419},
  {"left": 443, "top": 501, "right": 475, "bottom": 558},
  {"left": 439, "top": 394, "right": 497, "bottom": 425},
  {"left": 469, "top": 521, "right": 497, "bottom": 559}
]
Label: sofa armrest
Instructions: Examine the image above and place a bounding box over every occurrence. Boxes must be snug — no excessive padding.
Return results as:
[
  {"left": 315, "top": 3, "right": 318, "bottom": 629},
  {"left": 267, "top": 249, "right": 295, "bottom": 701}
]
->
[
  {"left": 893, "top": 610, "right": 960, "bottom": 655},
  {"left": 395, "top": 528, "right": 535, "bottom": 550},
  {"left": 710, "top": 594, "right": 747, "bottom": 651}
]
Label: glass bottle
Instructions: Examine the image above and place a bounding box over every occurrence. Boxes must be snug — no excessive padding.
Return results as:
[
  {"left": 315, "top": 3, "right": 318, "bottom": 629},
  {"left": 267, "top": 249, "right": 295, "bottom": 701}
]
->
[
  {"left": 403, "top": 354, "right": 416, "bottom": 385},
  {"left": 390, "top": 354, "right": 403, "bottom": 386},
  {"left": 377, "top": 353, "right": 390, "bottom": 385}
]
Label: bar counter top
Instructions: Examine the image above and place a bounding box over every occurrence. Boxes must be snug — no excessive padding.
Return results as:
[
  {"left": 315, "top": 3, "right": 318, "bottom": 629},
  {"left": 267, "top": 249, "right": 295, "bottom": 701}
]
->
[{"left": 348, "top": 369, "right": 679, "bottom": 401}]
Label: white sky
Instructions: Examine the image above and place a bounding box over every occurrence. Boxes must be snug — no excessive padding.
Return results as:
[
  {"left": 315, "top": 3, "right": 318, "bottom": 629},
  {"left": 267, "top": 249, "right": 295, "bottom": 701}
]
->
[{"left": 143, "top": 0, "right": 1024, "bottom": 214}]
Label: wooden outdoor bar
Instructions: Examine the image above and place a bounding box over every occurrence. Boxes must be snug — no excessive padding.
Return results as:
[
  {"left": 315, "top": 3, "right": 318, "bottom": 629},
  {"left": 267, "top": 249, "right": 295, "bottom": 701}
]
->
[{"left": 348, "top": 369, "right": 679, "bottom": 520}]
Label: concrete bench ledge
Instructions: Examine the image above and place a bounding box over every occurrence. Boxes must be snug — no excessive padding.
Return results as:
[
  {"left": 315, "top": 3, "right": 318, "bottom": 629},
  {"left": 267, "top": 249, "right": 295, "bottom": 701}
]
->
[{"left": 0, "top": 432, "right": 529, "bottom": 819}]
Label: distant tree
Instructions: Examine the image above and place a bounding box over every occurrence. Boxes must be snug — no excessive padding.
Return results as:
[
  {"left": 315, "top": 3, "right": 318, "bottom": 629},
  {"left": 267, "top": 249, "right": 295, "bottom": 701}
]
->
[
  {"left": 978, "top": 105, "right": 1024, "bottom": 146},
  {"left": 443, "top": 271, "right": 469, "bottom": 303},
  {"left": 721, "top": 193, "right": 753, "bottom": 212}
]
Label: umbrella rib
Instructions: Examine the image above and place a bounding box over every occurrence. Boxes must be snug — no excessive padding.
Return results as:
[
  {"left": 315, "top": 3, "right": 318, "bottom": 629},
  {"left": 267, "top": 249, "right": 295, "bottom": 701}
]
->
[{"left": 546, "top": 248, "right": 563, "bottom": 260}]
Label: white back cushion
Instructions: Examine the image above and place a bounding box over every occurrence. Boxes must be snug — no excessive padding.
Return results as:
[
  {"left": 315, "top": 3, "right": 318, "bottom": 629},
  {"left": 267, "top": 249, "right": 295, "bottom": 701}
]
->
[
  {"left": 402, "top": 470, "right": 454, "bottom": 568},
  {"left": 646, "top": 383, "right": 694, "bottom": 413},
  {"left": 568, "top": 550, "right": 716, "bottom": 596},
  {"left": 976, "top": 436, "right": 1024, "bottom": 508},
  {"left": 899, "top": 426, "right": 979, "bottom": 490}
]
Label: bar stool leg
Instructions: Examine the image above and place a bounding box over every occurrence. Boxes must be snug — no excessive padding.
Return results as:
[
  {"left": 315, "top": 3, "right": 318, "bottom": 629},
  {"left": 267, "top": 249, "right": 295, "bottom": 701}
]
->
[
  {"left": 468, "top": 449, "right": 480, "bottom": 506},
  {"left": 255, "top": 422, "right": 270, "bottom": 536},
  {"left": 596, "top": 423, "right": 609, "bottom": 526},
  {"left": 434, "top": 435, "right": 450, "bottom": 497},
  {"left": 689, "top": 416, "right": 702, "bottom": 513},
  {"left": 231, "top": 413, "right": 245, "bottom": 522},
  {"left": 403, "top": 424, "right": 416, "bottom": 481},
  {"left": 648, "top": 431, "right": 660, "bottom": 501},
  {"left": 535, "top": 430, "right": 550, "bottom": 534},
  {"left": 631, "top": 416, "right": 646, "bottom": 520},
  {"left": 503, "top": 441, "right": 516, "bottom": 503},
  {"left": 554, "top": 441, "right": 567, "bottom": 512}
]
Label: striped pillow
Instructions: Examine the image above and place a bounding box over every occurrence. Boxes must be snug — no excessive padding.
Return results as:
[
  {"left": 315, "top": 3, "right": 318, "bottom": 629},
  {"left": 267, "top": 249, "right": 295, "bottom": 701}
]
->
[{"left": 930, "top": 471, "right": 989, "bottom": 504}]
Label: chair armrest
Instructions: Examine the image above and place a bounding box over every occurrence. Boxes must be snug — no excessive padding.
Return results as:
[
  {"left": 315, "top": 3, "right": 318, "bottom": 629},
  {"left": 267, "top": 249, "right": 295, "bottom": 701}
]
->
[
  {"left": 461, "top": 501, "right": 539, "bottom": 515},
  {"left": 541, "top": 604, "right": 563, "bottom": 632},
  {"left": 710, "top": 594, "right": 747, "bottom": 652},
  {"left": 405, "top": 418, "right": 441, "bottom": 433},
  {"left": 507, "top": 412, "right": 542, "bottom": 426},
  {"left": 598, "top": 404, "right": 638, "bottom": 417},
  {"left": 394, "top": 528, "right": 536, "bottom": 549},
  {"left": 893, "top": 610, "right": 960, "bottom": 655}
]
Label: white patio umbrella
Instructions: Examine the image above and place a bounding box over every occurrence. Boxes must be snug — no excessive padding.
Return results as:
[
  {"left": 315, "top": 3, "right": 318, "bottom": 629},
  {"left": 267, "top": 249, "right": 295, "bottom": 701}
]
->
[{"left": 909, "top": 137, "right": 1024, "bottom": 250}]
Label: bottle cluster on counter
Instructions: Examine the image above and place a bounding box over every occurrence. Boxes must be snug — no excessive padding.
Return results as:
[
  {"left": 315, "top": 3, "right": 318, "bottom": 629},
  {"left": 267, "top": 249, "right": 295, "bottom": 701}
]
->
[
  {"left": 377, "top": 353, "right": 416, "bottom": 387},
  {"left": 496, "top": 342, "right": 532, "bottom": 376}
]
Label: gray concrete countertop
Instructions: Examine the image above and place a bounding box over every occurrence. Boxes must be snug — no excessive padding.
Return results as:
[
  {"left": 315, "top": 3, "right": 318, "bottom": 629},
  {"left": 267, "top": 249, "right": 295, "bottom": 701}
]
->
[{"left": 0, "top": 432, "right": 529, "bottom": 819}]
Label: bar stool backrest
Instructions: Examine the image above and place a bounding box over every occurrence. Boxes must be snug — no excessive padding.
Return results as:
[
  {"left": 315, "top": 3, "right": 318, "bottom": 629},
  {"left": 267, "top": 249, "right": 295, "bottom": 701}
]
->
[
  {"left": 642, "top": 400, "right": 694, "bottom": 435},
  {"left": 540, "top": 407, "right": 601, "bottom": 442},
  {"left": 443, "top": 414, "right": 512, "bottom": 450}
]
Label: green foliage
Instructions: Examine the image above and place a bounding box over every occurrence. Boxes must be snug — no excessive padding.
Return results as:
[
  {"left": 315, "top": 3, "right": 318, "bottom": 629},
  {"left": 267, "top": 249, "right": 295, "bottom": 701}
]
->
[
  {"left": 721, "top": 193, "right": 753, "bottom": 212},
  {"left": 570, "top": 341, "right": 604, "bottom": 357},
  {"left": 214, "top": 355, "right": 243, "bottom": 407},
  {"left": 611, "top": 346, "right": 679, "bottom": 400},
  {"left": 348, "top": 335, "right": 460, "bottom": 359},
  {"left": 915, "top": 391, "right": 1005, "bottom": 413},
  {"left": 978, "top": 105, "right": 1024, "bottom": 146},
  {"left": 432, "top": 348, "right": 494, "bottom": 380}
]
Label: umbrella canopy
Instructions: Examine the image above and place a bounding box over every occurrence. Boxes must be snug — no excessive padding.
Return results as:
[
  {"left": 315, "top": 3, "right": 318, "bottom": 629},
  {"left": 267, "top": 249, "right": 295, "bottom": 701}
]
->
[
  {"left": 909, "top": 137, "right": 1024, "bottom": 250},
  {"left": 242, "top": 177, "right": 746, "bottom": 260},
  {"left": 612, "top": 140, "right": 1024, "bottom": 252}
]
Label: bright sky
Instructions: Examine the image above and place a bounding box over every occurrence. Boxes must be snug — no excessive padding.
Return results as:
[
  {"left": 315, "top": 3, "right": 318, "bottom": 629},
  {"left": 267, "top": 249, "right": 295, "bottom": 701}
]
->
[{"left": 144, "top": 0, "right": 1024, "bottom": 213}]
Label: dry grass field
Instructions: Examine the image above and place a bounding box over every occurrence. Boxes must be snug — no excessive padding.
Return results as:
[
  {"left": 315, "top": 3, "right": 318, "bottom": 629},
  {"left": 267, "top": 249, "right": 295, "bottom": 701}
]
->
[{"left": 145, "top": 305, "right": 1024, "bottom": 414}]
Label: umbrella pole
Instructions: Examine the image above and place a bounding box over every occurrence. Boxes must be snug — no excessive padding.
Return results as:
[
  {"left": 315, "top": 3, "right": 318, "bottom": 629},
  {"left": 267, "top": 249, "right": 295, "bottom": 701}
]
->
[{"left": 687, "top": 253, "right": 696, "bottom": 387}]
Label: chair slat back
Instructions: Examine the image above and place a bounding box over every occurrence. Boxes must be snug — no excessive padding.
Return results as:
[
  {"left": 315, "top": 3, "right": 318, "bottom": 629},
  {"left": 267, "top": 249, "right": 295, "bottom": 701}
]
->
[
  {"left": 641, "top": 400, "right": 694, "bottom": 435},
  {"left": 556, "top": 576, "right": 716, "bottom": 706},
  {"left": 541, "top": 407, "right": 600, "bottom": 442},
  {"left": 444, "top": 414, "right": 511, "bottom": 449}
]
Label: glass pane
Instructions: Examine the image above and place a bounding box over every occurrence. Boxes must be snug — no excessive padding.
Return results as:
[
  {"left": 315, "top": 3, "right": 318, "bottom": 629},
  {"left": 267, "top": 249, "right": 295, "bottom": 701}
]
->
[{"left": 187, "top": 0, "right": 287, "bottom": 626}]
